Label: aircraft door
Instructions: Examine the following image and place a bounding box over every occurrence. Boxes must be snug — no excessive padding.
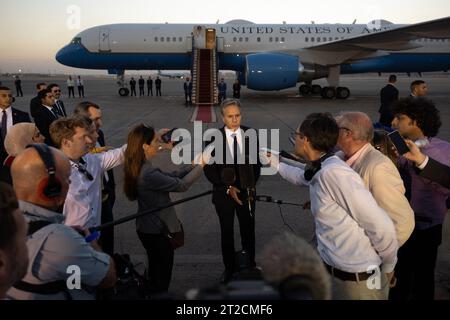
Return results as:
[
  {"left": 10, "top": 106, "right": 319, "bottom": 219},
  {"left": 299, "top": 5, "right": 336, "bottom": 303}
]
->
[
  {"left": 206, "top": 28, "right": 216, "bottom": 49},
  {"left": 99, "top": 28, "right": 111, "bottom": 52}
]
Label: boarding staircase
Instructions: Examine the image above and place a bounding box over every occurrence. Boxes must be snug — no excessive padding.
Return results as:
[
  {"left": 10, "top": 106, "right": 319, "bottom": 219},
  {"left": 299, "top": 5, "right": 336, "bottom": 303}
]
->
[{"left": 192, "top": 49, "right": 219, "bottom": 105}]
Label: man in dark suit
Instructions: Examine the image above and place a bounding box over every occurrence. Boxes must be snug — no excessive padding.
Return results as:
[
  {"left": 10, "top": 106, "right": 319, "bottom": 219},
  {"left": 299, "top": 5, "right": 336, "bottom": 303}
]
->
[
  {"left": 129, "top": 78, "right": 137, "bottom": 96},
  {"left": 33, "top": 89, "right": 59, "bottom": 146},
  {"left": 147, "top": 76, "right": 153, "bottom": 96},
  {"left": 73, "top": 101, "right": 116, "bottom": 256},
  {"left": 204, "top": 99, "right": 261, "bottom": 283},
  {"left": 48, "top": 84, "right": 67, "bottom": 117},
  {"left": 155, "top": 77, "right": 162, "bottom": 96},
  {"left": 0, "top": 86, "right": 31, "bottom": 165},
  {"left": 378, "top": 75, "right": 399, "bottom": 127},
  {"left": 410, "top": 80, "right": 428, "bottom": 98},
  {"left": 29, "top": 82, "right": 47, "bottom": 120},
  {"left": 183, "top": 77, "right": 193, "bottom": 106}
]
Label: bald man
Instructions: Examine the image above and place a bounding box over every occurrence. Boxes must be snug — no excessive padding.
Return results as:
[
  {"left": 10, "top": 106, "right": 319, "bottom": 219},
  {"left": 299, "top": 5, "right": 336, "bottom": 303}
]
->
[
  {"left": 335, "top": 112, "right": 414, "bottom": 248},
  {"left": 7, "top": 145, "right": 116, "bottom": 300}
]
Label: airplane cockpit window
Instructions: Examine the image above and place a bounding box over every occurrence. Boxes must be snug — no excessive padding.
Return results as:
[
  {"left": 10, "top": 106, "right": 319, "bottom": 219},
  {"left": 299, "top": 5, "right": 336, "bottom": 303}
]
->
[{"left": 71, "top": 37, "right": 82, "bottom": 44}]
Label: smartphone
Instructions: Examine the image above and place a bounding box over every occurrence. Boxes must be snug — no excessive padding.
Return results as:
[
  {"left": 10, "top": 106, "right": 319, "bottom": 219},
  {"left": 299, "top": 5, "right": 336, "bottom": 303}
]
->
[
  {"left": 388, "top": 130, "right": 410, "bottom": 155},
  {"left": 161, "top": 128, "right": 183, "bottom": 146}
]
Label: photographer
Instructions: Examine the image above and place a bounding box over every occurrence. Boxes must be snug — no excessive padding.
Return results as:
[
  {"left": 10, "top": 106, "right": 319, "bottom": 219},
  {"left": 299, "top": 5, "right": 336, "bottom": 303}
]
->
[{"left": 123, "top": 124, "right": 210, "bottom": 295}]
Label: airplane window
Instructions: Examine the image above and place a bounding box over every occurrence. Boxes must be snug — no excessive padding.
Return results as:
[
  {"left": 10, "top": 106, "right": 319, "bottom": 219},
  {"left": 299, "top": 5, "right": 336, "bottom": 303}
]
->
[
  {"left": 323, "top": 37, "right": 327, "bottom": 42},
  {"left": 166, "top": 37, "right": 170, "bottom": 42},
  {"left": 245, "top": 37, "right": 249, "bottom": 42},
  {"left": 71, "top": 37, "right": 82, "bottom": 44},
  {"left": 160, "top": 37, "right": 164, "bottom": 42},
  {"left": 172, "top": 37, "right": 176, "bottom": 42},
  {"left": 179, "top": 37, "right": 183, "bottom": 42},
  {"left": 305, "top": 37, "right": 309, "bottom": 42},
  {"left": 275, "top": 37, "right": 279, "bottom": 42},
  {"left": 269, "top": 37, "right": 273, "bottom": 42},
  {"left": 311, "top": 37, "right": 315, "bottom": 42},
  {"left": 239, "top": 37, "right": 243, "bottom": 42},
  {"left": 233, "top": 37, "right": 237, "bottom": 42},
  {"left": 329, "top": 37, "right": 333, "bottom": 41},
  {"left": 281, "top": 37, "right": 285, "bottom": 42},
  {"left": 257, "top": 37, "right": 261, "bottom": 42},
  {"left": 154, "top": 37, "right": 158, "bottom": 42},
  {"left": 335, "top": 37, "right": 339, "bottom": 40},
  {"left": 317, "top": 37, "right": 321, "bottom": 42}
]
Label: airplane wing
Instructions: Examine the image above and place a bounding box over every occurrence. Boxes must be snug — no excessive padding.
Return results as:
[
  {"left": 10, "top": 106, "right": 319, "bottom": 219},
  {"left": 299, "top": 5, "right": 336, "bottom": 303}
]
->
[{"left": 285, "top": 16, "right": 450, "bottom": 65}]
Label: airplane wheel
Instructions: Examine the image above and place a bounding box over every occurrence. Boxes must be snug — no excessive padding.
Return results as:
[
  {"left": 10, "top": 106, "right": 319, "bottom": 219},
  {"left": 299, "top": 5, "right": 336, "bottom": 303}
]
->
[
  {"left": 311, "top": 84, "right": 322, "bottom": 95},
  {"left": 119, "top": 88, "right": 129, "bottom": 96},
  {"left": 299, "top": 84, "right": 311, "bottom": 95},
  {"left": 321, "top": 87, "right": 336, "bottom": 99},
  {"left": 336, "top": 87, "right": 350, "bottom": 99}
]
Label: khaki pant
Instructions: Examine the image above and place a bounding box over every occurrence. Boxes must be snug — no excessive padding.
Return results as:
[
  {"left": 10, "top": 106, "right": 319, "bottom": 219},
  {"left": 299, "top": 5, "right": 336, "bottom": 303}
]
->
[{"left": 332, "top": 272, "right": 390, "bottom": 300}]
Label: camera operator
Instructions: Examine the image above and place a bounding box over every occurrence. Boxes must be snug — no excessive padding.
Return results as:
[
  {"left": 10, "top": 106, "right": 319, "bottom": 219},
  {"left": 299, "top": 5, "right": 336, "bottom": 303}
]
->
[{"left": 6, "top": 145, "right": 116, "bottom": 300}]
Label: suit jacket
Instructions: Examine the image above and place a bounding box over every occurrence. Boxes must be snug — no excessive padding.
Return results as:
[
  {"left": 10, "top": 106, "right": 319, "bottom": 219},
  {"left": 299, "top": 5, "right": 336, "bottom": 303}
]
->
[
  {"left": 98, "top": 129, "right": 116, "bottom": 204},
  {"left": 379, "top": 84, "right": 399, "bottom": 114},
  {"left": 54, "top": 100, "right": 67, "bottom": 117},
  {"left": 419, "top": 157, "right": 450, "bottom": 189},
  {"left": 33, "top": 106, "right": 58, "bottom": 146},
  {"left": 204, "top": 126, "right": 261, "bottom": 205},
  {"left": 1, "top": 108, "right": 31, "bottom": 164},
  {"left": 29, "top": 95, "right": 42, "bottom": 119},
  {"left": 338, "top": 144, "right": 414, "bottom": 246}
]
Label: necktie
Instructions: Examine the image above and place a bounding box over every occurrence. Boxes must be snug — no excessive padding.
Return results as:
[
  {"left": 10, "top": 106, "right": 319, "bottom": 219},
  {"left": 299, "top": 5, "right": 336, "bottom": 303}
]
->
[
  {"left": 1, "top": 110, "right": 7, "bottom": 143},
  {"left": 232, "top": 134, "right": 238, "bottom": 165}
]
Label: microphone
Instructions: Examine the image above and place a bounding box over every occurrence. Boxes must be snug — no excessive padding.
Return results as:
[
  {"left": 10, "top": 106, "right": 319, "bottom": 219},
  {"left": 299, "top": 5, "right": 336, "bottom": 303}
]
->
[{"left": 239, "top": 158, "right": 256, "bottom": 215}]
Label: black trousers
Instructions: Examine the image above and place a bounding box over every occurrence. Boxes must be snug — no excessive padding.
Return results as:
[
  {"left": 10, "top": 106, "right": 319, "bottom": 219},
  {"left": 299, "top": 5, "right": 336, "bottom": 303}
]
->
[
  {"left": 147, "top": 87, "right": 153, "bottom": 96},
  {"left": 156, "top": 87, "right": 162, "bottom": 96},
  {"left": 214, "top": 198, "right": 256, "bottom": 273},
  {"left": 99, "top": 198, "right": 114, "bottom": 256},
  {"left": 389, "top": 224, "right": 442, "bottom": 300},
  {"left": 68, "top": 87, "right": 75, "bottom": 98},
  {"left": 78, "top": 86, "right": 84, "bottom": 97},
  {"left": 16, "top": 86, "right": 23, "bottom": 97},
  {"left": 130, "top": 86, "right": 136, "bottom": 96},
  {"left": 137, "top": 231, "right": 174, "bottom": 294},
  {"left": 139, "top": 86, "right": 145, "bottom": 96}
]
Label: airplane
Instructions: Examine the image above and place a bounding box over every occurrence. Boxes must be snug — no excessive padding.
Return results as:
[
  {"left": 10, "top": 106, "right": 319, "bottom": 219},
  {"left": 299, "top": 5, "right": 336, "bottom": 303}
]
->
[
  {"left": 56, "top": 17, "right": 450, "bottom": 98},
  {"left": 157, "top": 70, "right": 190, "bottom": 79}
]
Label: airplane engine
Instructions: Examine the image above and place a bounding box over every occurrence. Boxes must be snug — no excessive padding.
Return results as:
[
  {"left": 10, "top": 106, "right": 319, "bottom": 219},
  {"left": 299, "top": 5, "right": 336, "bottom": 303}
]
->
[{"left": 245, "top": 53, "right": 302, "bottom": 91}]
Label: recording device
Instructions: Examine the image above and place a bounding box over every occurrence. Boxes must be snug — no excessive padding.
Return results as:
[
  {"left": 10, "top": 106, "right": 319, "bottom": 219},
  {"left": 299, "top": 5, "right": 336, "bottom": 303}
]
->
[
  {"left": 239, "top": 157, "right": 256, "bottom": 215},
  {"left": 160, "top": 128, "right": 183, "bottom": 146},
  {"left": 260, "top": 147, "right": 300, "bottom": 163},
  {"left": 388, "top": 130, "right": 410, "bottom": 155}
]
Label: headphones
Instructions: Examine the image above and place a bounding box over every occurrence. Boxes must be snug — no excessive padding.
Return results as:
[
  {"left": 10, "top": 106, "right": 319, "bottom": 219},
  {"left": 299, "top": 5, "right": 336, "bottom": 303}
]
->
[
  {"left": 26, "top": 143, "right": 62, "bottom": 199},
  {"left": 304, "top": 153, "right": 334, "bottom": 181}
]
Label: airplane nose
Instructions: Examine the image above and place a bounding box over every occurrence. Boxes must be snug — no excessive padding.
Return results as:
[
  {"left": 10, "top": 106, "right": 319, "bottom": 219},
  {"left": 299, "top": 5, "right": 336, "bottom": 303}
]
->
[{"left": 55, "top": 45, "right": 72, "bottom": 65}]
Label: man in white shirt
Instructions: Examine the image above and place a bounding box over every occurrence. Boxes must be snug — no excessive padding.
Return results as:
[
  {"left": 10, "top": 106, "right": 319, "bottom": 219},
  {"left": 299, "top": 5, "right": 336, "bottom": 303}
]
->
[
  {"left": 335, "top": 111, "right": 414, "bottom": 248},
  {"left": 262, "top": 113, "right": 398, "bottom": 300},
  {"left": 49, "top": 116, "right": 126, "bottom": 229}
]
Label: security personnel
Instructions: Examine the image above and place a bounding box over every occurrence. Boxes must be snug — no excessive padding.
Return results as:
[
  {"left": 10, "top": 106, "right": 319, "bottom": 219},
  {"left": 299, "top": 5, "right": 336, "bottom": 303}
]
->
[
  {"left": 218, "top": 78, "right": 227, "bottom": 103},
  {"left": 6, "top": 145, "right": 116, "bottom": 300}
]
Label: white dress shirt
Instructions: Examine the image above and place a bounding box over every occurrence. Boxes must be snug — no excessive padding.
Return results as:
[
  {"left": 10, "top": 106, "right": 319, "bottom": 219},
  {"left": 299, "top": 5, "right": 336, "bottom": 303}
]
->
[
  {"left": 224, "top": 126, "right": 243, "bottom": 159},
  {"left": 63, "top": 144, "right": 126, "bottom": 229},
  {"left": 278, "top": 156, "right": 398, "bottom": 273}
]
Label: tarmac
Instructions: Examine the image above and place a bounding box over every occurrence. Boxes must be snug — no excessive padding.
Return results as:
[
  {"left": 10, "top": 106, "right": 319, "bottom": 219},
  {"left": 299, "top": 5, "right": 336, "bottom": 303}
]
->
[{"left": 1, "top": 73, "right": 449, "bottom": 299}]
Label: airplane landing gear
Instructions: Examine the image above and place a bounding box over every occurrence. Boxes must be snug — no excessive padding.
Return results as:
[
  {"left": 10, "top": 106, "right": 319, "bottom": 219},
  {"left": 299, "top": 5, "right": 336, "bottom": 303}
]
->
[
  {"left": 319, "top": 86, "right": 350, "bottom": 99},
  {"left": 299, "top": 83, "right": 322, "bottom": 96},
  {"left": 336, "top": 87, "right": 350, "bottom": 99},
  {"left": 116, "top": 71, "right": 129, "bottom": 96},
  {"left": 119, "top": 87, "right": 130, "bottom": 96}
]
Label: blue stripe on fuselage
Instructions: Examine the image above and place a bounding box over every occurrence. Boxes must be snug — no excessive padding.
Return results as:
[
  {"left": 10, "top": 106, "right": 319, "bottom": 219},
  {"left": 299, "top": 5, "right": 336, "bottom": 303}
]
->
[{"left": 56, "top": 43, "right": 450, "bottom": 74}]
